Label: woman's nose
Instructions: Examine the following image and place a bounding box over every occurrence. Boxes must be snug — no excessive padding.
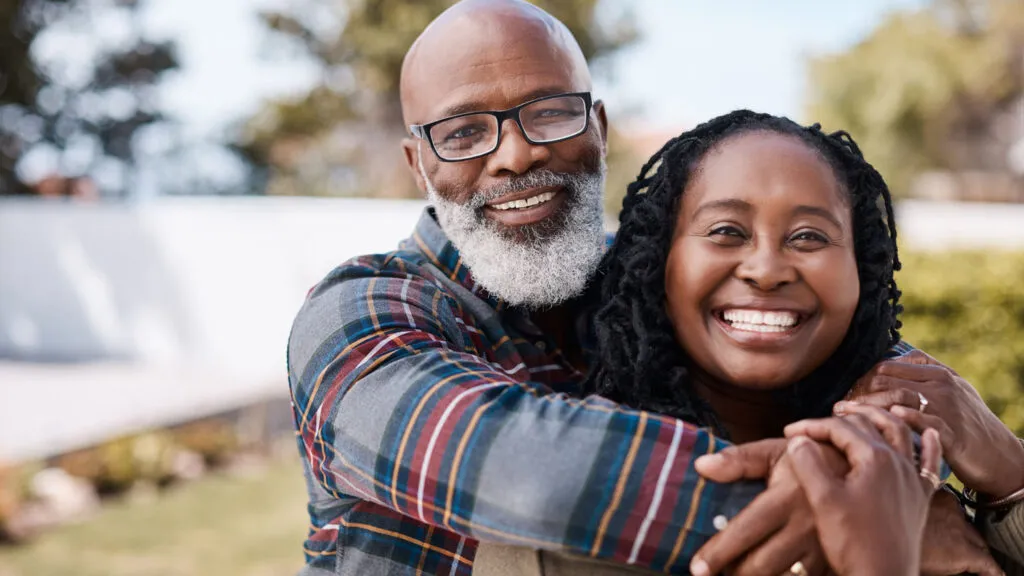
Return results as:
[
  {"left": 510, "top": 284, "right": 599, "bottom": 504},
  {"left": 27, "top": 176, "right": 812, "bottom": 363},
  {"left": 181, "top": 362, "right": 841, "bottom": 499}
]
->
[{"left": 736, "top": 241, "right": 798, "bottom": 291}]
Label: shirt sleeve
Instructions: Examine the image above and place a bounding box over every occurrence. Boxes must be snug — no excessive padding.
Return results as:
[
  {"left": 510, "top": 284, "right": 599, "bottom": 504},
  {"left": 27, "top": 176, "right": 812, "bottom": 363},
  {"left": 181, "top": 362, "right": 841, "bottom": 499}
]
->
[
  {"left": 978, "top": 501, "right": 1024, "bottom": 570},
  {"left": 975, "top": 439, "right": 1024, "bottom": 570},
  {"left": 287, "top": 259, "right": 763, "bottom": 572}
]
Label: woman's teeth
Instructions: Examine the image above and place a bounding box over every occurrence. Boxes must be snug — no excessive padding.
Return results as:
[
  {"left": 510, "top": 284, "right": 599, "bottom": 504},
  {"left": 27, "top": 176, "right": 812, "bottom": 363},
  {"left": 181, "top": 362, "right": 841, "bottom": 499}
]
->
[
  {"left": 491, "top": 191, "right": 556, "bottom": 211},
  {"left": 721, "top": 309, "right": 799, "bottom": 333}
]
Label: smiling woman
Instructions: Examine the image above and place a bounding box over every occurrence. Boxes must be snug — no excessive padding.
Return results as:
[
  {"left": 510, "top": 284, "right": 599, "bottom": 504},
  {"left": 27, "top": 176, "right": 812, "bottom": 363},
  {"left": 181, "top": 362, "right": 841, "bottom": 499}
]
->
[{"left": 586, "top": 110, "right": 902, "bottom": 444}]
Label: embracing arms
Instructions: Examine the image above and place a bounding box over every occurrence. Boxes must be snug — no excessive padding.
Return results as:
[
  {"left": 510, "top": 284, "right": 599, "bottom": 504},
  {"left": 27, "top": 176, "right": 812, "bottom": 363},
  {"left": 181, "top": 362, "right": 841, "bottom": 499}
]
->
[{"left": 287, "top": 259, "right": 760, "bottom": 573}]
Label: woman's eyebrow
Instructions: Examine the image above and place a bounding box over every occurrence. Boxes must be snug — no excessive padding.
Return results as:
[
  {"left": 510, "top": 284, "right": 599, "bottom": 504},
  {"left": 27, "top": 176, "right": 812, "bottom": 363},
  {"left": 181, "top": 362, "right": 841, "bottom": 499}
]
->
[
  {"left": 792, "top": 205, "right": 844, "bottom": 229},
  {"left": 691, "top": 198, "right": 752, "bottom": 221}
]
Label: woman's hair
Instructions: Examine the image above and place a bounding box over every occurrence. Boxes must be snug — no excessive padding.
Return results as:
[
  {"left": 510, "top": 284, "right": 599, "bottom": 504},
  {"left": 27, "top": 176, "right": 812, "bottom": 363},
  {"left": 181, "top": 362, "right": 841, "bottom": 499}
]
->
[{"left": 583, "top": 110, "right": 902, "bottom": 433}]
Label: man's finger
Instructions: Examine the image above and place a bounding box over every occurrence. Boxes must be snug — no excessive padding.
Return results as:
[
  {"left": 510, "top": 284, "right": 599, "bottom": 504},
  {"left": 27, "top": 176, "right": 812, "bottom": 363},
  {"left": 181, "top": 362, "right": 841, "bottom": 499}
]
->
[
  {"left": 894, "top": 349, "right": 943, "bottom": 367},
  {"left": 847, "top": 375, "right": 920, "bottom": 398},
  {"left": 786, "top": 437, "right": 842, "bottom": 511},
  {"left": 875, "top": 360, "right": 948, "bottom": 382},
  {"left": 694, "top": 438, "right": 787, "bottom": 482},
  {"left": 690, "top": 481, "right": 791, "bottom": 575},
  {"left": 890, "top": 405, "right": 957, "bottom": 457}
]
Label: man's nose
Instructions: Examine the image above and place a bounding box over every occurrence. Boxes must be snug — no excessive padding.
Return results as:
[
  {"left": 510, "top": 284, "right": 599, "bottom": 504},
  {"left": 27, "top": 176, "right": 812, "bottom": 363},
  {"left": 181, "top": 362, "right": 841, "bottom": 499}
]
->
[
  {"left": 484, "top": 119, "right": 550, "bottom": 176},
  {"left": 736, "top": 240, "right": 798, "bottom": 291}
]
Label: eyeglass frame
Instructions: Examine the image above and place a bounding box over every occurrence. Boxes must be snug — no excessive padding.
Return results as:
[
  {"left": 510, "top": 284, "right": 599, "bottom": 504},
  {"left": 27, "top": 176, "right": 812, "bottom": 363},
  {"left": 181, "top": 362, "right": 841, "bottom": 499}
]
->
[{"left": 408, "top": 91, "right": 594, "bottom": 163}]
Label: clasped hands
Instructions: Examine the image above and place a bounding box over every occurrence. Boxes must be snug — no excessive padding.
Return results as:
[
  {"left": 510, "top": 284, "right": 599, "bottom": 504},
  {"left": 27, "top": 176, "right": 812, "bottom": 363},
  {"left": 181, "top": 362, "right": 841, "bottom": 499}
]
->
[{"left": 688, "top": 351, "right": 1020, "bottom": 576}]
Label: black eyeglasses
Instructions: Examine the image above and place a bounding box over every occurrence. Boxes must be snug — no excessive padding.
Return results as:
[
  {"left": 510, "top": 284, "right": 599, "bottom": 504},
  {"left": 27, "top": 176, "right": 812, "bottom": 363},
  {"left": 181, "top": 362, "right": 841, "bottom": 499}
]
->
[{"left": 409, "top": 92, "right": 593, "bottom": 162}]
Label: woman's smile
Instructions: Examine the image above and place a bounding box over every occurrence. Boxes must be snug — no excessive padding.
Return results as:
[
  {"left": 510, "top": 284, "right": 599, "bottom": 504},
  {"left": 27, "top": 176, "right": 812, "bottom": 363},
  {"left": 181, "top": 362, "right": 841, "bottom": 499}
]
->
[{"left": 711, "top": 306, "right": 814, "bottom": 348}]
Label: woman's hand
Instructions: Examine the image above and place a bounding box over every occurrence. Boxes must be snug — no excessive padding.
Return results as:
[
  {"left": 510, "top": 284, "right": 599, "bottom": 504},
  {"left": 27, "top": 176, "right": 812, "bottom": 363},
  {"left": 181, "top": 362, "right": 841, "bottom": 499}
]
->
[
  {"left": 784, "top": 406, "right": 942, "bottom": 576},
  {"left": 843, "top": 349, "right": 1024, "bottom": 499}
]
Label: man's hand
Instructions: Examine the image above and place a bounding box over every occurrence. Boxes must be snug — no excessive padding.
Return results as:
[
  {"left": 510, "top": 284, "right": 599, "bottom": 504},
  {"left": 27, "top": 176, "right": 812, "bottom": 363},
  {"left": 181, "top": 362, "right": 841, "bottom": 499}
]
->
[
  {"left": 845, "top": 349, "right": 1024, "bottom": 498},
  {"left": 690, "top": 439, "right": 839, "bottom": 576},
  {"left": 920, "top": 489, "right": 1002, "bottom": 576}
]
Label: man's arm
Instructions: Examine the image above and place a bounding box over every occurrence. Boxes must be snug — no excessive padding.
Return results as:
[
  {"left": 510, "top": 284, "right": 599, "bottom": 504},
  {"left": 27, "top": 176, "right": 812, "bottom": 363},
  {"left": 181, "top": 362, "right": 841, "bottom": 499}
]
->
[{"left": 287, "top": 259, "right": 761, "bottom": 573}]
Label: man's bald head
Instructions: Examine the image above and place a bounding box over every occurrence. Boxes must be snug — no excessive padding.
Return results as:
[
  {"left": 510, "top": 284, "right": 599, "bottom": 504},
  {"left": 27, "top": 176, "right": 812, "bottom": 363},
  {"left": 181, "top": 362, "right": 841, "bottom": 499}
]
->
[
  {"left": 400, "top": 0, "right": 592, "bottom": 125},
  {"left": 396, "top": 0, "right": 608, "bottom": 308}
]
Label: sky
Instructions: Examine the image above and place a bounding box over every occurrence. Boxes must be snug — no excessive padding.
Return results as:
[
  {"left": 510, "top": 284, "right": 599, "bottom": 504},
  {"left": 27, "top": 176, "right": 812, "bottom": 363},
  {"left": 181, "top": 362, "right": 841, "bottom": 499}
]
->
[{"left": 138, "top": 0, "right": 929, "bottom": 140}]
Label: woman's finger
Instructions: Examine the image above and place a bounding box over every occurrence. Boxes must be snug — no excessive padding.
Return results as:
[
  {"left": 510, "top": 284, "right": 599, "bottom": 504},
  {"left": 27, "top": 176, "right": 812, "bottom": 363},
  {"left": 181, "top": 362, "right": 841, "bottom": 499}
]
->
[
  {"left": 836, "top": 403, "right": 914, "bottom": 460},
  {"left": 840, "top": 386, "right": 921, "bottom": 412},
  {"left": 785, "top": 417, "right": 881, "bottom": 471},
  {"left": 786, "top": 437, "right": 841, "bottom": 510},
  {"left": 919, "top": 428, "right": 943, "bottom": 493}
]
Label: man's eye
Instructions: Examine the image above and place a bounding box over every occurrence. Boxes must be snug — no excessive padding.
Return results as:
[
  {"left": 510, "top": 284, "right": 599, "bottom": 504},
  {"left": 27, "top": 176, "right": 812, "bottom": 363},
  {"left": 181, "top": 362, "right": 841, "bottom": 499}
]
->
[{"left": 443, "top": 126, "right": 483, "bottom": 141}]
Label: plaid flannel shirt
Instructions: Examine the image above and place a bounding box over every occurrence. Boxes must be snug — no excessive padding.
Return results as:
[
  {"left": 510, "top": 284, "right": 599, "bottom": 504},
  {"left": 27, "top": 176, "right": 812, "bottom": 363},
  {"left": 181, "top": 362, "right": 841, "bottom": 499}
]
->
[{"left": 287, "top": 208, "right": 765, "bottom": 575}]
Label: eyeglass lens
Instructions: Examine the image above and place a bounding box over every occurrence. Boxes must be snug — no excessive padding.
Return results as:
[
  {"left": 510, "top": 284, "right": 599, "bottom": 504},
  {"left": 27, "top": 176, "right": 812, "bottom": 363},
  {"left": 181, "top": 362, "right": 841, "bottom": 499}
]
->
[{"left": 428, "top": 95, "right": 588, "bottom": 160}]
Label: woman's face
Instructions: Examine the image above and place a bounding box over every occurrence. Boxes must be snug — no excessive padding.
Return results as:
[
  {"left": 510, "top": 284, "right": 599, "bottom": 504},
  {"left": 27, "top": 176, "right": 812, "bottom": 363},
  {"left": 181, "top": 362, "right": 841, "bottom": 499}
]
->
[{"left": 665, "top": 131, "right": 859, "bottom": 390}]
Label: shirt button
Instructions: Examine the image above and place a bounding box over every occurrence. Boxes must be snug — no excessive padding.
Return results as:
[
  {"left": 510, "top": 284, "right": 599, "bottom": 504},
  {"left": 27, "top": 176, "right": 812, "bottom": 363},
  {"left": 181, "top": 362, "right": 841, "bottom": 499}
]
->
[
  {"left": 713, "top": 515, "right": 729, "bottom": 531},
  {"left": 536, "top": 341, "right": 547, "bottom": 351}
]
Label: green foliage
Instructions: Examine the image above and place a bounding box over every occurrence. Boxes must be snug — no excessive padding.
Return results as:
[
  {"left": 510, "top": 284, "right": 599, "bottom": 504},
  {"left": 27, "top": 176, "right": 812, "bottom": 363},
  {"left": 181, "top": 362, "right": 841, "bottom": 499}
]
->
[
  {"left": 898, "top": 250, "right": 1024, "bottom": 435},
  {"left": 0, "top": 0, "right": 180, "bottom": 196},
  {"left": 238, "top": 0, "right": 639, "bottom": 198},
  {"left": 805, "top": 0, "right": 1024, "bottom": 196}
]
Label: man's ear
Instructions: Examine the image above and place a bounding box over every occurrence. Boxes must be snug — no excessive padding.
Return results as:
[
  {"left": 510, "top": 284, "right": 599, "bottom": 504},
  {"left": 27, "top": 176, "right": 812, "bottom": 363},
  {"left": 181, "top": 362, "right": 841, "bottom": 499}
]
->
[
  {"left": 401, "top": 138, "right": 428, "bottom": 195},
  {"left": 593, "top": 99, "right": 609, "bottom": 157}
]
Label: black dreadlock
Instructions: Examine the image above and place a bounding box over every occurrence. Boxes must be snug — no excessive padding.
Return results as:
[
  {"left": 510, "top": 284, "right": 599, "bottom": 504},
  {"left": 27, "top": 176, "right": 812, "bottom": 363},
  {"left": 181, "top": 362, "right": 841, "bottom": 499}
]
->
[{"left": 583, "top": 110, "right": 903, "bottom": 436}]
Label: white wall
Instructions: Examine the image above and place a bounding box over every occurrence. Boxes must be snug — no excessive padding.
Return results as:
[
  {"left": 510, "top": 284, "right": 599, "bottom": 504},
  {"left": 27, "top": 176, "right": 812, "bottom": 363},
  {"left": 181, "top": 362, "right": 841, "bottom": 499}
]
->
[
  {"left": 894, "top": 200, "right": 1024, "bottom": 251},
  {"left": 0, "top": 197, "right": 424, "bottom": 461}
]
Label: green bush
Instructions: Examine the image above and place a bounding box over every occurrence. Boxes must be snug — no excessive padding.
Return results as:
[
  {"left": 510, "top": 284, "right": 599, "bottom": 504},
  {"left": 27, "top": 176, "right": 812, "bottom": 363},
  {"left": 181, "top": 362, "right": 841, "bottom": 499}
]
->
[{"left": 897, "top": 250, "right": 1024, "bottom": 436}]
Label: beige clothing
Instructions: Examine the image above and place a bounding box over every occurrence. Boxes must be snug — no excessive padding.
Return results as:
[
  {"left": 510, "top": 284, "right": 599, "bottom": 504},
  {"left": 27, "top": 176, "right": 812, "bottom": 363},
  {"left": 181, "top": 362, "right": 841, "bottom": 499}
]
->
[
  {"left": 979, "top": 497, "right": 1024, "bottom": 574},
  {"left": 473, "top": 543, "right": 664, "bottom": 576}
]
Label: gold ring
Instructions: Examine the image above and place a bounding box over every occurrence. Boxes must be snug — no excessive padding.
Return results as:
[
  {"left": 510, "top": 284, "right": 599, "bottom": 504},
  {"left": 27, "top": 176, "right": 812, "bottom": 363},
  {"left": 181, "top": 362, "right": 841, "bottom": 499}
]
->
[
  {"left": 920, "top": 468, "right": 942, "bottom": 490},
  {"left": 917, "top": 392, "right": 929, "bottom": 413},
  {"left": 789, "top": 560, "right": 809, "bottom": 576}
]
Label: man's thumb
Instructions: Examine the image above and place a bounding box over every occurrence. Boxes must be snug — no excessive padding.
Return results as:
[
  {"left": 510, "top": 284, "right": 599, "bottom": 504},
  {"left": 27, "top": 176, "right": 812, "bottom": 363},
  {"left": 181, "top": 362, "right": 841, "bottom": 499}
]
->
[{"left": 694, "top": 438, "right": 786, "bottom": 482}]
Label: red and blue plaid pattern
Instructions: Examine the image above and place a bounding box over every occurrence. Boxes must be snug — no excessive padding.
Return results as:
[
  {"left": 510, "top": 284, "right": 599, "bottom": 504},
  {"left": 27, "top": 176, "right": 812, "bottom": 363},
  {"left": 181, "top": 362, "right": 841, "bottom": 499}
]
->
[{"left": 287, "top": 209, "right": 766, "bottom": 574}]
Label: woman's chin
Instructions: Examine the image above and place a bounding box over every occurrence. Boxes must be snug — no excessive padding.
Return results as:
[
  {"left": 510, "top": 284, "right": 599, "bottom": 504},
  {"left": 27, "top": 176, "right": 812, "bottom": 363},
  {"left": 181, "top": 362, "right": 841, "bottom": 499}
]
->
[{"left": 716, "top": 361, "right": 814, "bottom": 392}]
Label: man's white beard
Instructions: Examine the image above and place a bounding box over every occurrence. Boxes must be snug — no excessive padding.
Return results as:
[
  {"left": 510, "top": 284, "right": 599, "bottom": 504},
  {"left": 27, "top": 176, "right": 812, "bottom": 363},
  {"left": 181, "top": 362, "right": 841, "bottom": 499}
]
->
[{"left": 418, "top": 148, "right": 606, "bottom": 309}]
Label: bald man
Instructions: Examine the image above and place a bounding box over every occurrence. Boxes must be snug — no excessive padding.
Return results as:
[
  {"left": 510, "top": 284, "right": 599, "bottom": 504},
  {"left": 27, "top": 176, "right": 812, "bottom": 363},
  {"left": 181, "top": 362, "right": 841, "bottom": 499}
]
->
[{"left": 287, "top": 2, "right": 968, "bottom": 575}]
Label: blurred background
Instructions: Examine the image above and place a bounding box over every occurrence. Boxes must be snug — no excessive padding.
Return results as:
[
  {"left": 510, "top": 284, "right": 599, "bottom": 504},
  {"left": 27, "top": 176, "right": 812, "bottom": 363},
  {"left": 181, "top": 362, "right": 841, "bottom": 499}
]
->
[{"left": 1, "top": 0, "right": 1023, "bottom": 574}]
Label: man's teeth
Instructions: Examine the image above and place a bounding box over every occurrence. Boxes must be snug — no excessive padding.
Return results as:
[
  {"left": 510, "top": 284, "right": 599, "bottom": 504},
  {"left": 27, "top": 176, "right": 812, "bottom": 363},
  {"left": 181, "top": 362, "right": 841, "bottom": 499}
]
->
[
  {"left": 722, "top": 309, "right": 799, "bottom": 332},
  {"left": 491, "top": 191, "right": 556, "bottom": 211}
]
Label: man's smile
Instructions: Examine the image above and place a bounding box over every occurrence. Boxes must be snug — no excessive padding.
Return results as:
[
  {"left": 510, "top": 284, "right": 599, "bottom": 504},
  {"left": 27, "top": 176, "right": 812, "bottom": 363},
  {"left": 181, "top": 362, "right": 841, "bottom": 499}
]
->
[{"left": 481, "top": 186, "right": 568, "bottom": 227}]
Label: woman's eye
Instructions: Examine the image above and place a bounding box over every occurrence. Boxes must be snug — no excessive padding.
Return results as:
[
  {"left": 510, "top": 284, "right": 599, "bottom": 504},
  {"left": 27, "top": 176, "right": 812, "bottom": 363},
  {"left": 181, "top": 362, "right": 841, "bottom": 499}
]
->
[
  {"left": 708, "top": 225, "right": 746, "bottom": 244},
  {"left": 709, "top": 225, "right": 744, "bottom": 238},
  {"left": 790, "top": 230, "right": 830, "bottom": 247}
]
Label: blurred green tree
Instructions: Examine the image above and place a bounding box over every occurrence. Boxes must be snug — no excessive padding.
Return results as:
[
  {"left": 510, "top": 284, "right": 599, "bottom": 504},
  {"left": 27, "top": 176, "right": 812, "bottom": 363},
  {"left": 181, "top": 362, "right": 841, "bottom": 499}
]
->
[
  {"left": 236, "top": 0, "right": 641, "bottom": 202},
  {"left": 805, "top": 0, "right": 1024, "bottom": 196},
  {"left": 0, "top": 0, "right": 178, "bottom": 197}
]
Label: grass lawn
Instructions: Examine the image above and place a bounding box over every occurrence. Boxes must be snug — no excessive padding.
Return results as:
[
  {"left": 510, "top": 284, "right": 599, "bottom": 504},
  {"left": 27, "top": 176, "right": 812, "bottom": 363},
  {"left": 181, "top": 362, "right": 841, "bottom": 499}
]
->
[{"left": 0, "top": 456, "right": 309, "bottom": 576}]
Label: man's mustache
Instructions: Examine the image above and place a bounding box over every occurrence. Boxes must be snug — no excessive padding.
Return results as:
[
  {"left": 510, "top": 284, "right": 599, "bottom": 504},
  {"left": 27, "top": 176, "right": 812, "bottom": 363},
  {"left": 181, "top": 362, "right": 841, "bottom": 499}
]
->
[{"left": 467, "top": 170, "right": 579, "bottom": 210}]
